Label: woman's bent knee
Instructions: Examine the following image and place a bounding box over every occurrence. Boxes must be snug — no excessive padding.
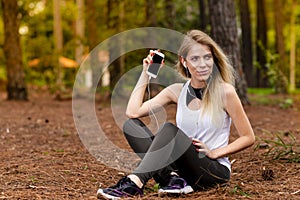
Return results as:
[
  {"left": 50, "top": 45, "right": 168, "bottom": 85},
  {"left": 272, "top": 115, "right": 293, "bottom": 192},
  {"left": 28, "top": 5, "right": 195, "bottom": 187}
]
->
[
  {"left": 162, "top": 122, "right": 176, "bottom": 129},
  {"left": 160, "top": 122, "right": 177, "bottom": 132},
  {"left": 123, "top": 118, "right": 142, "bottom": 133}
]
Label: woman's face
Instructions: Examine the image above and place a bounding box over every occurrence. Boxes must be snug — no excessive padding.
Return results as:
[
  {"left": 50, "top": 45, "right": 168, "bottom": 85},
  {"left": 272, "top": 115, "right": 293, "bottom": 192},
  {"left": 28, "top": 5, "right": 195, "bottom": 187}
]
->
[{"left": 184, "top": 43, "right": 214, "bottom": 84}]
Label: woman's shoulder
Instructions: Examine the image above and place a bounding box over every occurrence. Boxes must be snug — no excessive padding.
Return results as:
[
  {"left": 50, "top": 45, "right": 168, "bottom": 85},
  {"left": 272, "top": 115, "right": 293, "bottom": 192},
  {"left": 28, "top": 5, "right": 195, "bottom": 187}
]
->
[
  {"left": 168, "top": 82, "right": 184, "bottom": 89},
  {"left": 220, "top": 82, "right": 238, "bottom": 101},
  {"left": 163, "top": 83, "right": 184, "bottom": 103},
  {"left": 220, "top": 82, "right": 241, "bottom": 109},
  {"left": 220, "top": 82, "right": 236, "bottom": 95},
  {"left": 166, "top": 83, "right": 184, "bottom": 94},
  {"left": 167, "top": 83, "right": 185, "bottom": 94}
]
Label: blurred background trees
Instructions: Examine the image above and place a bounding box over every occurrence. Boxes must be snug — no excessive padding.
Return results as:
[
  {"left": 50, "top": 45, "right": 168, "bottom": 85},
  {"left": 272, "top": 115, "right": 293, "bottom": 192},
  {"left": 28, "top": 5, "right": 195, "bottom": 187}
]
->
[
  {"left": 0, "top": 0, "right": 299, "bottom": 101},
  {"left": 1, "top": 0, "right": 27, "bottom": 100}
]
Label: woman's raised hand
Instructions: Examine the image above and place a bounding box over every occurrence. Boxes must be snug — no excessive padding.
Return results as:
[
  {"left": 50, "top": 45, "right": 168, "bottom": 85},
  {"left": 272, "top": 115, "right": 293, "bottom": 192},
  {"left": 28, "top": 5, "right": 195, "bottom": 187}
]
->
[
  {"left": 142, "top": 49, "right": 164, "bottom": 72},
  {"left": 142, "top": 50, "right": 155, "bottom": 72}
]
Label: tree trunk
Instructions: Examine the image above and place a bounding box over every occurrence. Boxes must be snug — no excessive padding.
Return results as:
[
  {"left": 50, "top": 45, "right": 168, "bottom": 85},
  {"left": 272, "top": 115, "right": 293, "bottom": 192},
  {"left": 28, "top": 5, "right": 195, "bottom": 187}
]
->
[
  {"left": 108, "top": 0, "right": 125, "bottom": 91},
  {"left": 239, "top": 0, "right": 255, "bottom": 87},
  {"left": 1, "top": 0, "right": 28, "bottom": 100},
  {"left": 53, "top": 0, "right": 64, "bottom": 95},
  {"left": 274, "top": 0, "right": 285, "bottom": 62},
  {"left": 86, "top": 0, "right": 101, "bottom": 88},
  {"left": 145, "top": 0, "right": 157, "bottom": 27},
  {"left": 75, "top": 0, "right": 85, "bottom": 65},
  {"left": 198, "top": 0, "right": 209, "bottom": 32},
  {"left": 144, "top": 0, "right": 160, "bottom": 96},
  {"left": 289, "top": 0, "right": 296, "bottom": 92},
  {"left": 186, "top": 0, "right": 193, "bottom": 21},
  {"left": 208, "top": 0, "right": 249, "bottom": 104},
  {"left": 145, "top": 0, "right": 158, "bottom": 46},
  {"left": 145, "top": 0, "right": 157, "bottom": 46},
  {"left": 274, "top": 0, "right": 288, "bottom": 93},
  {"left": 256, "top": 0, "right": 268, "bottom": 87},
  {"left": 164, "top": 0, "right": 175, "bottom": 29}
]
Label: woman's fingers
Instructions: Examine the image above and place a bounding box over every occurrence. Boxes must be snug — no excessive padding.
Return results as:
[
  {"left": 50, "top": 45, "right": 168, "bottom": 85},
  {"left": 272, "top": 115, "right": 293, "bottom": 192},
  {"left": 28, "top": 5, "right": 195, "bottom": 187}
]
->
[
  {"left": 143, "top": 49, "right": 163, "bottom": 71},
  {"left": 192, "top": 138, "right": 202, "bottom": 147},
  {"left": 191, "top": 138, "right": 214, "bottom": 159},
  {"left": 192, "top": 138, "right": 210, "bottom": 152},
  {"left": 143, "top": 49, "right": 160, "bottom": 70},
  {"left": 149, "top": 49, "right": 155, "bottom": 56},
  {"left": 143, "top": 53, "right": 153, "bottom": 69}
]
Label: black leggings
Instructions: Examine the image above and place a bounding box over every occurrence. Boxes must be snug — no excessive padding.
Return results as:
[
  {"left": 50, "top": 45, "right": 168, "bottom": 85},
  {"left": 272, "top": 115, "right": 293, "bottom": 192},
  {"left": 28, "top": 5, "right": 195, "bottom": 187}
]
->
[{"left": 123, "top": 118, "right": 230, "bottom": 190}]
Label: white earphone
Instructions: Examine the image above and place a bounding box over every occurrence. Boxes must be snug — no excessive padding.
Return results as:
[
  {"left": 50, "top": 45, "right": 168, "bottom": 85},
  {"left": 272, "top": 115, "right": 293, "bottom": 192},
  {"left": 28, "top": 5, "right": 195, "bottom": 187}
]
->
[{"left": 183, "top": 61, "right": 187, "bottom": 68}]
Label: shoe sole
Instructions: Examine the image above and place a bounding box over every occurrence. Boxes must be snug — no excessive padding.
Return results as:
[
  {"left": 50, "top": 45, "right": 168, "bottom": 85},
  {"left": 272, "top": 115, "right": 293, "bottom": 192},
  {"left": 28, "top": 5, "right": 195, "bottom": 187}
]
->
[
  {"left": 97, "top": 189, "right": 120, "bottom": 200},
  {"left": 158, "top": 185, "right": 194, "bottom": 194}
]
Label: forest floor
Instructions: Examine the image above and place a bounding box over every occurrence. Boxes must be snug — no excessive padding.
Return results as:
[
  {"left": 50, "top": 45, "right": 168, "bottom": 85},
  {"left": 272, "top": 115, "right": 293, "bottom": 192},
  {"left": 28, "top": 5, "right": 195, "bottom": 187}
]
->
[{"left": 0, "top": 88, "right": 299, "bottom": 200}]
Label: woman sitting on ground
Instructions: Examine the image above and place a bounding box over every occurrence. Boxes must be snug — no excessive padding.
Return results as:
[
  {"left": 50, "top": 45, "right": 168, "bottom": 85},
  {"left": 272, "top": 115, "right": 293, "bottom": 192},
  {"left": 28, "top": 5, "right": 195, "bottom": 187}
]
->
[{"left": 97, "top": 29, "right": 255, "bottom": 199}]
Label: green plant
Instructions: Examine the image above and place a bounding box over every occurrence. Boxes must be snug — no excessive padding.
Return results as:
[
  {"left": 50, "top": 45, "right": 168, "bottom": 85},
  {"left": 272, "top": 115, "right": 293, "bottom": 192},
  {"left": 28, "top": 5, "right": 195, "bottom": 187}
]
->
[
  {"left": 254, "top": 42, "right": 289, "bottom": 94},
  {"left": 143, "top": 183, "right": 160, "bottom": 195},
  {"left": 0, "top": 67, "right": 6, "bottom": 81},
  {"left": 152, "top": 183, "right": 160, "bottom": 192},
  {"left": 230, "top": 185, "right": 251, "bottom": 197},
  {"left": 255, "top": 130, "right": 300, "bottom": 163},
  {"left": 247, "top": 88, "right": 274, "bottom": 95},
  {"left": 30, "top": 176, "right": 39, "bottom": 183},
  {"left": 266, "top": 51, "right": 289, "bottom": 94},
  {"left": 279, "top": 98, "right": 293, "bottom": 109},
  {"left": 248, "top": 88, "right": 295, "bottom": 108}
]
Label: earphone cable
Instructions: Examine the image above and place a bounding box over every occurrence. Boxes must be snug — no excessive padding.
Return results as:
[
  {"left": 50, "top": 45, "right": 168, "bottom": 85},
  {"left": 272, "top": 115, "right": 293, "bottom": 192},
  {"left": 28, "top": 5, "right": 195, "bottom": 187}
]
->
[{"left": 147, "top": 76, "right": 159, "bottom": 131}]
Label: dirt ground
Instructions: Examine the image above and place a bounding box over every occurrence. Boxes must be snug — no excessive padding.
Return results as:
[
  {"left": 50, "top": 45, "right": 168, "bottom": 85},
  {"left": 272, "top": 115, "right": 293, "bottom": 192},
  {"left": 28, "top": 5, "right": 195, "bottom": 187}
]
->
[{"left": 0, "top": 89, "right": 299, "bottom": 200}]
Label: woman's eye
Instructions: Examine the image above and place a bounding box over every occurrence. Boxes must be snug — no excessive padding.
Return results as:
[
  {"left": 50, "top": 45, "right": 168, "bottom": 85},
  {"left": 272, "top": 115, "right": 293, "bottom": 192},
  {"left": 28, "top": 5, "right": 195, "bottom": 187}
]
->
[
  {"left": 204, "top": 55, "right": 212, "bottom": 60},
  {"left": 191, "top": 57, "right": 199, "bottom": 61}
]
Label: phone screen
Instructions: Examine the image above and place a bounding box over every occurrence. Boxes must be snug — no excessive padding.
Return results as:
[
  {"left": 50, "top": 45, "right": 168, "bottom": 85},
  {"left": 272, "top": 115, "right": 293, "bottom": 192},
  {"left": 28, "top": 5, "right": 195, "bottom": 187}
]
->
[{"left": 147, "top": 52, "right": 164, "bottom": 78}]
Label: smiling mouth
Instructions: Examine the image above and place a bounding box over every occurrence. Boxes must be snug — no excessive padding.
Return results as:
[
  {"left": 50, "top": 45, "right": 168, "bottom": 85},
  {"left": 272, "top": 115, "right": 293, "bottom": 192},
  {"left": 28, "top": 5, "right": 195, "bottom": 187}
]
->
[{"left": 196, "top": 70, "right": 209, "bottom": 75}]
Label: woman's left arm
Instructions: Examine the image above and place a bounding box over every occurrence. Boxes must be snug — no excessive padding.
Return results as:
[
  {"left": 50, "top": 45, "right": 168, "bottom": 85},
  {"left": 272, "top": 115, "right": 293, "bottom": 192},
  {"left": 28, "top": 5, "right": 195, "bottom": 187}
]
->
[{"left": 208, "top": 83, "right": 255, "bottom": 159}]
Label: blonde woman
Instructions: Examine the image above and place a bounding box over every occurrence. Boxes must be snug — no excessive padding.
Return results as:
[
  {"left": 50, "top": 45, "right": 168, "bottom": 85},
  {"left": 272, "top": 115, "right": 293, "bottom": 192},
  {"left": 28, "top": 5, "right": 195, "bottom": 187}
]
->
[{"left": 97, "top": 30, "right": 255, "bottom": 199}]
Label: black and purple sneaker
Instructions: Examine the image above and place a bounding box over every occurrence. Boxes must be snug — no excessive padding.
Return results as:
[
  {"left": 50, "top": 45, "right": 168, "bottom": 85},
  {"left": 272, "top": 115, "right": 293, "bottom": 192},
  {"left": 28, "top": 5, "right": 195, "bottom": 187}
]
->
[
  {"left": 158, "top": 175, "right": 194, "bottom": 194},
  {"left": 97, "top": 176, "right": 143, "bottom": 199}
]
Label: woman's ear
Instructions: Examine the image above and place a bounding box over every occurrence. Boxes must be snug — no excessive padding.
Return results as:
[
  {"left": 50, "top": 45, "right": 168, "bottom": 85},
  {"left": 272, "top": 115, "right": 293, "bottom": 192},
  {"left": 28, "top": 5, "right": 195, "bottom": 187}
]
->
[{"left": 180, "top": 57, "right": 187, "bottom": 68}]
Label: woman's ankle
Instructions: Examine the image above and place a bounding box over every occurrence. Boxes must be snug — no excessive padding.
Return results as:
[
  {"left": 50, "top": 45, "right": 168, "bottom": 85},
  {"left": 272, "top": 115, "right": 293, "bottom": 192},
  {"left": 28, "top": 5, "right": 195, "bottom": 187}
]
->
[{"left": 127, "top": 174, "right": 143, "bottom": 189}]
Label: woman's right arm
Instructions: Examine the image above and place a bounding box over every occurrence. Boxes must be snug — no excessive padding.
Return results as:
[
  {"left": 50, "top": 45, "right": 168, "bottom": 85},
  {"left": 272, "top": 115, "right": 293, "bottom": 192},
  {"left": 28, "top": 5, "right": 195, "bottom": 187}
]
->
[{"left": 126, "top": 51, "right": 180, "bottom": 118}]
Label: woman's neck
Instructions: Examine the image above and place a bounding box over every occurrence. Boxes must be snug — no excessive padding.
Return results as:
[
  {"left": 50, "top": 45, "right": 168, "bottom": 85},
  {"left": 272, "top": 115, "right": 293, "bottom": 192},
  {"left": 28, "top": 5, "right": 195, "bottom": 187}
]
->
[{"left": 190, "top": 79, "right": 206, "bottom": 89}]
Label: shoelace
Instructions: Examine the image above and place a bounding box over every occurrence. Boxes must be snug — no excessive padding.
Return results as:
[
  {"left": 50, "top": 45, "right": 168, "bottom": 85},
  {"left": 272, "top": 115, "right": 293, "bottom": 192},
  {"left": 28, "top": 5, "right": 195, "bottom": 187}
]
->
[
  {"left": 111, "top": 177, "right": 130, "bottom": 189},
  {"left": 168, "top": 176, "right": 185, "bottom": 187}
]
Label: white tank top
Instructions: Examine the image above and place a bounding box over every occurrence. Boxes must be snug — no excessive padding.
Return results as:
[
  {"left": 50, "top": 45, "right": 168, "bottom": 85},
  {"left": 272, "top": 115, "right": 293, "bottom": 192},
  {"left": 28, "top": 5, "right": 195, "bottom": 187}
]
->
[{"left": 176, "top": 80, "right": 231, "bottom": 171}]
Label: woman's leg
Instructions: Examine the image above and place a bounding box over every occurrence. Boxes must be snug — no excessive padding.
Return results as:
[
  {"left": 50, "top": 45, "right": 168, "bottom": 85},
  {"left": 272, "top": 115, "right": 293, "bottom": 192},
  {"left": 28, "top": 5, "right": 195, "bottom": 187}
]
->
[
  {"left": 123, "top": 118, "right": 154, "bottom": 157},
  {"left": 123, "top": 119, "right": 173, "bottom": 186},
  {"left": 130, "top": 122, "right": 230, "bottom": 190},
  {"left": 131, "top": 122, "right": 191, "bottom": 184},
  {"left": 174, "top": 142, "right": 230, "bottom": 189}
]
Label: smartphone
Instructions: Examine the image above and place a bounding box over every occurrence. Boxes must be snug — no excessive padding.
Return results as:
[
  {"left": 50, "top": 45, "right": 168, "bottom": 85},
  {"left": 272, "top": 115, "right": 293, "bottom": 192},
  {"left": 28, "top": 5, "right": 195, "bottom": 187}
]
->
[{"left": 146, "top": 50, "right": 165, "bottom": 78}]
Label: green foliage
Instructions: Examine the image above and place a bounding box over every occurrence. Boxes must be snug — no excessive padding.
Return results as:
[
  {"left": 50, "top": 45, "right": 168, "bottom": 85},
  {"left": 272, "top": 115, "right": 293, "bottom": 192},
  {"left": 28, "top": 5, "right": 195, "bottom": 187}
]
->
[
  {"left": 29, "top": 176, "right": 39, "bottom": 183},
  {"left": 0, "top": 67, "right": 6, "bottom": 81},
  {"left": 0, "top": 0, "right": 299, "bottom": 92},
  {"left": 152, "top": 183, "right": 160, "bottom": 192},
  {"left": 247, "top": 87, "right": 273, "bottom": 104},
  {"left": 143, "top": 183, "right": 160, "bottom": 195},
  {"left": 279, "top": 98, "right": 293, "bottom": 109},
  {"left": 247, "top": 88, "right": 274, "bottom": 95},
  {"left": 25, "top": 64, "right": 77, "bottom": 91},
  {"left": 248, "top": 95, "right": 278, "bottom": 106},
  {"left": 248, "top": 88, "right": 295, "bottom": 108},
  {"left": 255, "top": 130, "right": 300, "bottom": 163},
  {"left": 289, "top": 88, "right": 300, "bottom": 94},
  {"left": 230, "top": 185, "right": 251, "bottom": 197},
  {"left": 255, "top": 41, "right": 289, "bottom": 94}
]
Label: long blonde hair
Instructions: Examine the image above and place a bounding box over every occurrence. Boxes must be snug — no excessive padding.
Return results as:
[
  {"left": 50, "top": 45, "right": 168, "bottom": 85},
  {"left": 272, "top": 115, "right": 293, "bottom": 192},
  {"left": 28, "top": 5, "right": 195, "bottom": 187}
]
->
[{"left": 176, "top": 30, "right": 235, "bottom": 126}]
